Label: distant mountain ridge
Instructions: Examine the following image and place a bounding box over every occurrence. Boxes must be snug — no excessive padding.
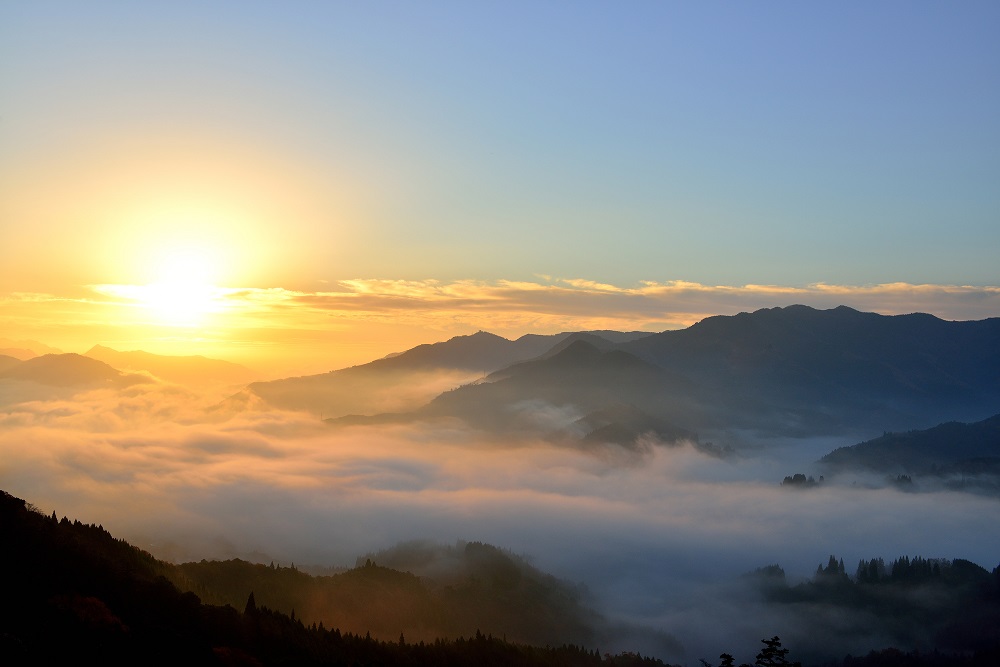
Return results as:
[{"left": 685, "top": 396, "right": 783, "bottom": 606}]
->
[
  {"left": 0, "top": 347, "right": 38, "bottom": 361},
  {"left": 369, "top": 330, "right": 554, "bottom": 373},
  {"left": 0, "top": 337, "right": 62, "bottom": 359},
  {"left": 622, "top": 305, "right": 1000, "bottom": 406},
  {"left": 245, "top": 329, "right": 653, "bottom": 417},
  {"left": 0, "top": 353, "right": 144, "bottom": 388},
  {"left": 620, "top": 305, "right": 999, "bottom": 434},
  {"left": 85, "top": 344, "right": 258, "bottom": 386},
  {"left": 0, "top": 354, "right": 22, "bottom": 373},
  {"left": 421, "top": 339, "right": 694, "bottom": 438},
  {"left": 334, "top": 305, "right": 1000, "bottom": 444},
  {"left": 821, "top": 413, "right": 1000, "bottom": 477}
]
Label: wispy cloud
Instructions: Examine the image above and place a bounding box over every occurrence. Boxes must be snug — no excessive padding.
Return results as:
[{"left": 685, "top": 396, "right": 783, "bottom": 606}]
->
[
  {"left": 236, "top": 278, "right": 1000, "bottom": 325},
  {"left": 8, "top": 278, "right": 998, "bottom": 332},
  {"left": 2, "top": 278, "right": 997, "bottom": 372},
  {"left": 217, "top": 278, "right": 1000, "bottom": 342}
]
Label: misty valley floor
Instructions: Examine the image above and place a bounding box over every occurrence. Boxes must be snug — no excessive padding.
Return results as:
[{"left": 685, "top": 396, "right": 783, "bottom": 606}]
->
[{"left": 2, "top": 306, "right": 1000, "bottom": 664}]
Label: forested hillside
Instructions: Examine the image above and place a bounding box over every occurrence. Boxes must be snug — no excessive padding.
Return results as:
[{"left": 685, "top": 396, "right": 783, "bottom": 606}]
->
[{"left": 0, "top": 489, "right": 663, "bottom": 666}]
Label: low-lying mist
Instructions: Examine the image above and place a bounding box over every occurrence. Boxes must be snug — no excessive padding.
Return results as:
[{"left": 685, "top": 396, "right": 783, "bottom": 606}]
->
[{"left": 1, "top": 379, "right": 997, "bottom": 662}]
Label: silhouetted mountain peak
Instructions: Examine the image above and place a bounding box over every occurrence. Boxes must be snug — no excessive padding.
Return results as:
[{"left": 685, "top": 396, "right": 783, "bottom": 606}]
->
[
  {"left": 542, "top": 332, "right": 621, "bottom": 358},
  {"left": 549, "top": 339, "right": 604, "bottom": 362},
  {"left": 469, "top": 330, "right": 506, "bottom": 340},
  {"left": 84, "top": 345, "right": 257, "bottom": 386},
  {"left": 0, "top": 337, "right": 62, "bottom": 357},
  {"left": 368, "top": 331, "right": 518, "bottom": 372},
  {"left": 0, "top": 353, "right": 133, "bottom": 387}
]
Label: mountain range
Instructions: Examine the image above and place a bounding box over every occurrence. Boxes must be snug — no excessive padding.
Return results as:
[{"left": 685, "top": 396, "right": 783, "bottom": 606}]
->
[
  {"left": 313, "top": 306, "right": 1000, "bottom": 445},
  {"left": 820, "top": 412, "right": 1000, "bottom": 493},
  {"left": 0, "top": 337, "right": 62, "bottom": 360},
  {"left": 5, "top": 304, "right": 999, "bottom": 469},
  {"left": 240, "top": 329, "right": 652, "bottom": 417},
  {"left": 0, "top": 353, "right": 146, "bottom": 388},
  {"left": 85, "top": 344, "right": 258, "bottom": 387}
]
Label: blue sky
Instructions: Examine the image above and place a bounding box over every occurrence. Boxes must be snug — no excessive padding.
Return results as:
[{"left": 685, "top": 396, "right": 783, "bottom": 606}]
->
[{"left": 1, "top": 1, "right": 998, "bottom": 365}]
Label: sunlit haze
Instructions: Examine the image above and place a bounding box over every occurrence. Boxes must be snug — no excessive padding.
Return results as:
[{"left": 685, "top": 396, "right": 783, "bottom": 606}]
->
[
  {"left": 1, "top": 3, "right": 999, "bottom": 664},
  {"left": 2, "top": 2, "right": 998, "bottom": 373}
]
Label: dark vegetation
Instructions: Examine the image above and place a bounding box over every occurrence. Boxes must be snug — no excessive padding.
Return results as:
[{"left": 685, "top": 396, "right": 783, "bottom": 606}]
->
[
  {"left": 4, "top": 487, "right": 1000, "bottom": 666},
  {"left": 168, "top": 540, "right": 600, "bottom": 648},
  {"left": 821, "top": 413, "right": 1000, "bottom": 494},
  {"left": 0, "top": 489, "right": 666, "bottom": 666},
  {"left": 780, "top": 473, "right": 823, "bottom": 488},
  {"left": 747, "top": 555, "right": 1000, "bottom": 665}
]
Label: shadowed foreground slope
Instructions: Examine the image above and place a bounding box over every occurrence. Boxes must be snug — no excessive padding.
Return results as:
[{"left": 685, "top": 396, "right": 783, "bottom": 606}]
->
[
  {"left": 0, "top": 489, "right": 665, "bottom": 666},
  {"left": 168, "top": 540, "right": 601, "bottom": 648}
]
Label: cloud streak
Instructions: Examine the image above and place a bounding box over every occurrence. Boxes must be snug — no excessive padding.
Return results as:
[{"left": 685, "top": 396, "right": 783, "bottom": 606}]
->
[
  {"left": 269, "top": 278, "right": 1000, "bottom": 327},
  {"left": 3, "top": 278, "right": 997, "bottom": 373}
]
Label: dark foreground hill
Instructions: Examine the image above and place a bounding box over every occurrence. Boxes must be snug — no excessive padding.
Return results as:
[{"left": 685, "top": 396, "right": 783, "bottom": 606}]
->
[
  {"left": 5, "top": 488, "right": 1000, "bottom": 666},
  {"left": 747, "top": 555, "right": 1000, "bottom": 665},
  {"left": 0, "top": 489, "right": 664, "bottom": 666},
  {"left": 168, "top": 540, "right": 603, "bottom": 649}
]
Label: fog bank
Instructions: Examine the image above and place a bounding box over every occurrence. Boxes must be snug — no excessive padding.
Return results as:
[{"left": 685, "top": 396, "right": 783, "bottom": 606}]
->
[{"left": 1, "top": 381, "right": 997, "bottom": 661}]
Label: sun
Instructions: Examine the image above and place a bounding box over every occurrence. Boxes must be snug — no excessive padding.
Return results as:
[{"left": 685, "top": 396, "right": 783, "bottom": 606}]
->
[{"left": 139, "top": 249, "right": 224, "bottom": 327}]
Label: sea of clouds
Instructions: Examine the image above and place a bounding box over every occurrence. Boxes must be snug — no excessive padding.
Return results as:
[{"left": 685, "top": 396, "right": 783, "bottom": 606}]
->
[{"left": 1, "top": 378, "right": 998, "bottom": 662}]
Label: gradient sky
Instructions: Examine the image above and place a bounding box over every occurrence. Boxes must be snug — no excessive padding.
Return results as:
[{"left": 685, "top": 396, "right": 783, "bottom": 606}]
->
[{"left": 1, "top": 1, "right": 998, "bottom": 371}]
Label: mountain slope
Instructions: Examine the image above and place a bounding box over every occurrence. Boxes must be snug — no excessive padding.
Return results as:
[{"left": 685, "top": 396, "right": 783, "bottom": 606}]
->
[
  {"left": 0, "top": 354, "right": 22, "bottom": 372},
  {"left": 169, "top": 540, "right": 602, "bottom": 648},
  {"left": 420, "top": 340, "right": 700, "bottom": 442},
  {"left": 619, "top": 305, "right": 1000, "bottom": 434},
  {"left": 0, "top": 353, "right": 145, "bottom": 388},
  {"left": 85, "top": 344, "right": 258, "bottom": 386},
  {"left": 0, "top": 488, "right": 655, "bottom": 666},
  {"left": 0, "top": 347, "right": 37, "bottom": 361},
  {"left": 342, "top": 306, "right": 1000, "bottom": 444},
  {"left": 0, "top": 337, "right": 62, "bottom": 358},
  {"left": 820, "top": 413, "right": 1000, "bottom": 476},
  {"left": 245, "top": 330, "right": 649, "bottom": 418}
]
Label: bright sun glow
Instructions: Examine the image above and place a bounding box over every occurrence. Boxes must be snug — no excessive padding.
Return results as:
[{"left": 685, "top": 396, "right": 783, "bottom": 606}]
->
[{"left": 138, "top": 249, "right": 224, "bottom": 327}]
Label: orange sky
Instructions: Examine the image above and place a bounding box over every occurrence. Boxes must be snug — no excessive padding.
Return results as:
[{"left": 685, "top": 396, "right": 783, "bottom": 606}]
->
[
  {"left": 3, "top": 278, "right": 999, "bottom": 377},
  {"left": 2, "top": 3, "right": 997, "bottom": 376}
]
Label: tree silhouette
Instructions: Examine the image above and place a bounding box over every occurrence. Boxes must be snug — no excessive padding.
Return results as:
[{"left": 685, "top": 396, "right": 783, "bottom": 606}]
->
[
  {"left": 753, "top": 636, "right": 800, "bottom": 667},
  {"left": 244, "top": 591, "right": 256, "bottom": 614}
]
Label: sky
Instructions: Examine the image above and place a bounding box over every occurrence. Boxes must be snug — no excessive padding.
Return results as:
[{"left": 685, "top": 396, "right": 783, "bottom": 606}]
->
[
  {"left": 2, "top": 5, "right": 1000, "bottom": 659},
  {"left": 1, "top": 1, "right": 998, "bottom": 372}
]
